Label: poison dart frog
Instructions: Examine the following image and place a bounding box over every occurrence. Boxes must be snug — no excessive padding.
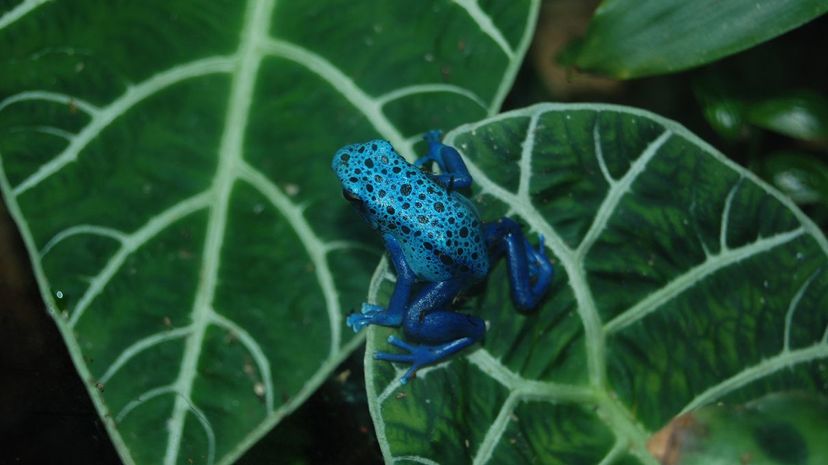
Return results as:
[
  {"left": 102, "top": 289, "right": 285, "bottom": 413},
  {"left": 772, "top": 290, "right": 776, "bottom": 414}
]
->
[{"left": 332, "top": 130, "right": 553, "bottom": 383}]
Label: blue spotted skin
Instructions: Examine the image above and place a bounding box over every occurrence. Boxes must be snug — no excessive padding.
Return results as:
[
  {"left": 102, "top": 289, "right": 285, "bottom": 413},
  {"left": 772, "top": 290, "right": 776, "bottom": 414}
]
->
[
  {"left": 332, "top": 132, "right": 554, "bottom": 384},
  {"left": 332, "top": 140, "right": 488, "bottom": 282}
]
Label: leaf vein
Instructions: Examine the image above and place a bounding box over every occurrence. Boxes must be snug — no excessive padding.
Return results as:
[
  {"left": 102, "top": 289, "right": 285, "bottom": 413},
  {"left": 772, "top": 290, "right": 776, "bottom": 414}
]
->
[
  {"left": 0, "top": 0, "right": 52, "bottom": 31},
  {"left": 68, "top": 191, "right": 211, "bottom": 327},
  {"left": 720, "top": 177, "right": 742, "bottom": 251},
  {"left": 784, "top": 269, "right": 820, "bottom": 352},
  {"left": 239, "top": 161, "right": 343, "bottom": 356},
  {"left": 11, "top": 56, "right": 234, "bottom": 197},
  {"left": 576, "top": 130, "right": 671, "bottom": 260},
  {"left": 455, "top": 119, "right": 606, "bottom": 386},
  {"left": 210, "top": 312, "right": 275, "bottom": 411},
  {"left": 40, "top": 224, "right": 126, "bottom": 257},
  {"left": 98, "top": 326, "right": 194, "bottom": 385},
  {"left": 516, "top": 111, "right": 539, "bottom": 200},
  {"left": 163, "top": 1, "right": 272, "bottom": 462},
  {"left": 605, "top": 227, "right": 806, "bottom": 334},
  {"left": 593, "top": 119, "right": 615, "bottom": 186},
  {"left": 0, "top": 90, "right": 98, "bottom": 115},
  {"left": 376, "top": 84, "right": 487, "bottom": 110},
  {"left": 681, "top": 341, "right": 828, "bottom": 413},
  {"left": 471, "top": 392, "right": 518, "bottom": 465},
  {"left": 260, "top": 38, "right": 412, "bottom": 160},
  {"left": 452, "top": 0, "right": 515, "bottom": 60}
]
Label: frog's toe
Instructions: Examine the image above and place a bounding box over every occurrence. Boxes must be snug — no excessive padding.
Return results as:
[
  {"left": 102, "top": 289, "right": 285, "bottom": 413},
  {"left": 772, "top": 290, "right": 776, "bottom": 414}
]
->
[
  {"left": 414, "top": 154, "right": 436, "bottom": 169},
  {"left": 373, "top": 350, "right": 414, "bottom": 363},
  {"left": 424, "top": 129, "right": 443, "bottom": 143},
  {"left": 346, "top": 313, "right": 372, "bottom": 333},
  {"left": 360, "top": 303, "right": 384, "bottom": 315},
  {"left": 374, "top": 336, "right": 418, "bottom": 361},
  {"left": 373, "top": 350, "right": 423, "bottom": 384},
  {"left": 535, "top": 235, "right": 548, "bottom": 259},
  {"left": 389, "top": 335, "right": 422, "bottom": 351},
  {"left": 529, "top": 235, "right": 553, "bottom": 278}
]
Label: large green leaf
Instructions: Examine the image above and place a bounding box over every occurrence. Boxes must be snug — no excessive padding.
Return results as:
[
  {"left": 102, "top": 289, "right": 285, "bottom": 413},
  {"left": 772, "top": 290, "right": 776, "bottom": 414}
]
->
[
  {"left": 0, "top": 1, "right": 539, "bottom": 464},
  {"left": 365, "top": 103, "right": 828, "bottom": 464},
  {"left": 564, "top": 0, "right": 828, "bottom": 79}
]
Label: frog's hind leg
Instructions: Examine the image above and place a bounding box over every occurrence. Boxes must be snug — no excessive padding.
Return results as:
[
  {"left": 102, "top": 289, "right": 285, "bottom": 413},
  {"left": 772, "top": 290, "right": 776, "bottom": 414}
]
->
[
  {"left": 483, "top": 218, "right": 554, "bottom": 312},
  {"left": 374, "top": 278, "right": 485, "bottom": 383}
]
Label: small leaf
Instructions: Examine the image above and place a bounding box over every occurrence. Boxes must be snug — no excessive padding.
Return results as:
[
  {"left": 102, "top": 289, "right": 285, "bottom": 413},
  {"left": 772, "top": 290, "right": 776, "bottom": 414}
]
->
[
  {"left": 565, "top": 0, "right": 828, "bottom": 79},
  {"left": 365, "top": 103, "right": 828, "bottom": 465},
  {"left": 693, "top": 77, "right": 749, "bottom": 141},
  {"left": 746, "top": 91, "right": 828, "bottom": 142},
  {"left": 0, "top": 1, "right": 540, "bottom": 463},
  {"left": 648, "top": 392, "right": 828, "bottom": 465},
  {"left": 758, "top": 151, "right": 828, "bottom": 205}
]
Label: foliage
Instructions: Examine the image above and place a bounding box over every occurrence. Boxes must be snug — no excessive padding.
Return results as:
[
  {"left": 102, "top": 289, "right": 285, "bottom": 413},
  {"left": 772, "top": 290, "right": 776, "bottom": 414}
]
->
[
  {"left": 563, "top": 0, "right": 828, "bottom": 79},
  {"left": 0, "top": 1, "right": 536, "bottom": 463},
  {"left": 365, "top": 104, "right": 828, "bottom": 464},
  {"left": 0, "top": 1, "right": 826, "bottom": 464}
]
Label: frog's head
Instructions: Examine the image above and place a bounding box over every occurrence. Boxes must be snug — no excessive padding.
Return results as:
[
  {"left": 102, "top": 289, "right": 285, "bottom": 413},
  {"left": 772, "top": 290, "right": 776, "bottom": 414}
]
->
[{"left": 332, "top": 139, "right": 408, "bottom": 230}]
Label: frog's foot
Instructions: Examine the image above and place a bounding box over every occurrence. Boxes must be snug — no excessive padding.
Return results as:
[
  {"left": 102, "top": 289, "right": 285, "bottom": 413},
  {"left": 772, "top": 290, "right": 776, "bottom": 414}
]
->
[
  {"left": 346, "top": 303, "right": 404, "bottom": 333},
  {"left": 360, "top": 303, "right": 383, "bottom": 315},
  {"left": 414, "top": 155, "right": 438, "bottom": 170},
  {"left": 484, "top": 219, "right": 555, "bottom": 312},
  {"left": 346, "top": 303, "right": 384, "bottom": 332},
  {"left": 374, "top": 335, "right": 477, "bottom": 384},
  {"left": 526, "top": 235, "right": 554, "bottom": 283},
  {"left": 346, "top": 313, "right": 374, "bottom": 333},
  {"left": 423, "top": 129, "right": 443, "bottom": 145},
  {"left": 415, "top": 130, "right": 445, "bottom": 170}
]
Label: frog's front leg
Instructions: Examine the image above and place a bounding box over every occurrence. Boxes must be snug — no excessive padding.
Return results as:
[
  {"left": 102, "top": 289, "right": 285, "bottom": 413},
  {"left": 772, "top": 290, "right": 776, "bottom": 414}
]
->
[
  {"left": 346, "top": 234, "right": 414, "bottom": 332},
  {"left": 374, "top": 278, "right": 485, "bottom": 383},
  {"left": 484, "top": 218, "right": 554, "bottom": 312},
  {"left": 414, "top": 130, "right": 472, "bottom": 191}
]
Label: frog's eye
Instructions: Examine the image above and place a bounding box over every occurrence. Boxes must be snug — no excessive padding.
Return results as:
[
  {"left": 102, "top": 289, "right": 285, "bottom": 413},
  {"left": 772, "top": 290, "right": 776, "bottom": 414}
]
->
[{"left": 342, "top": 189, "right": 362, "bottom": 204}]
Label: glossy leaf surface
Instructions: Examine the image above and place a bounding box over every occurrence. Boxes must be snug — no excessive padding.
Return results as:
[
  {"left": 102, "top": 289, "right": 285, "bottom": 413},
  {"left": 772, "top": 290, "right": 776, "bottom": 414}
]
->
[
  {"left": 746, "top": 91, "right": 828, "bottom": 142},
  {"left": 0, "top": 1, "right": 539, "bottom": 464},
  {"left": 565, "top": 0, "right": 828, "bottom": 79},
  {"left": 365, "top": 103, "right": 828, "bottom": 464},
  {"left": 760, "top": 151, "right": 828, "bottom": 205}
]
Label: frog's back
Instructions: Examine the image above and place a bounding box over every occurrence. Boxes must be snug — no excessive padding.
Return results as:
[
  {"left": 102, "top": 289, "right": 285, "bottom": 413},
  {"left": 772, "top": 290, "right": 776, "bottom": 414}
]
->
[
  {"left": 333, "top": 139, "right": 488, "bottom": 282},
  {"left": 398, "top": 185, "right": 489, "bottom": 282}
]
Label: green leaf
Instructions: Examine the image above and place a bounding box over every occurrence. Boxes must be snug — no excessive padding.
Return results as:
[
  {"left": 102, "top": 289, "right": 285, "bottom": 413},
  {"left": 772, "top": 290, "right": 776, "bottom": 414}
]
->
[
  {"left": 758, "top": 151, "right": 828, "bottom": 205},
  {"left": 0, "top": 1, "right": 539, "bottom": 464},
  {"left": 649, "top": 392, "right": 828, "bottom": 465},
  {"left": 365, "top": 103, "right": 828, "bottom": 464},
  {"left": 746, "top": 91, "right": 828, "bottom": 142},
  {"left": 565, "top": 0, "right": 828, "bottom": 79},
  {"left": 692, "top": 74, "right": 751, "bottom": 142},
  {"left": 694, "top": 72, "right": 828, "bottom": 144}
]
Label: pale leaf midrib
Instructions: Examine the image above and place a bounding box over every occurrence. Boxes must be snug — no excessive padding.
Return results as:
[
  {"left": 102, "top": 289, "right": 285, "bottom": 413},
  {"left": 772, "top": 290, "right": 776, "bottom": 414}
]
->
[
  {"left": 452, "top": 0, "right": 515, "bottom": 60},
  {"left": 0, "top": 0, "right": 51, "bottom": 31},
  {"left": 163, "top": 1, "right": 275, "bottom": 464}
]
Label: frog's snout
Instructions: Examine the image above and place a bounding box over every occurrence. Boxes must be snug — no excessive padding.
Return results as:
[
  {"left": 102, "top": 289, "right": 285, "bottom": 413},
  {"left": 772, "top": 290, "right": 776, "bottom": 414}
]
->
[{"left": 331, "top": 145, "right": 354, "bottom": 173}]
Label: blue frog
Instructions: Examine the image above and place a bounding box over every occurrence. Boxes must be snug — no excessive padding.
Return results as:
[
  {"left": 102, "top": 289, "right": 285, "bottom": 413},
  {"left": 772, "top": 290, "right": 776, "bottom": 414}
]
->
[{"left": 332, "top": 130, "right": 553, "bottom": 383}]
